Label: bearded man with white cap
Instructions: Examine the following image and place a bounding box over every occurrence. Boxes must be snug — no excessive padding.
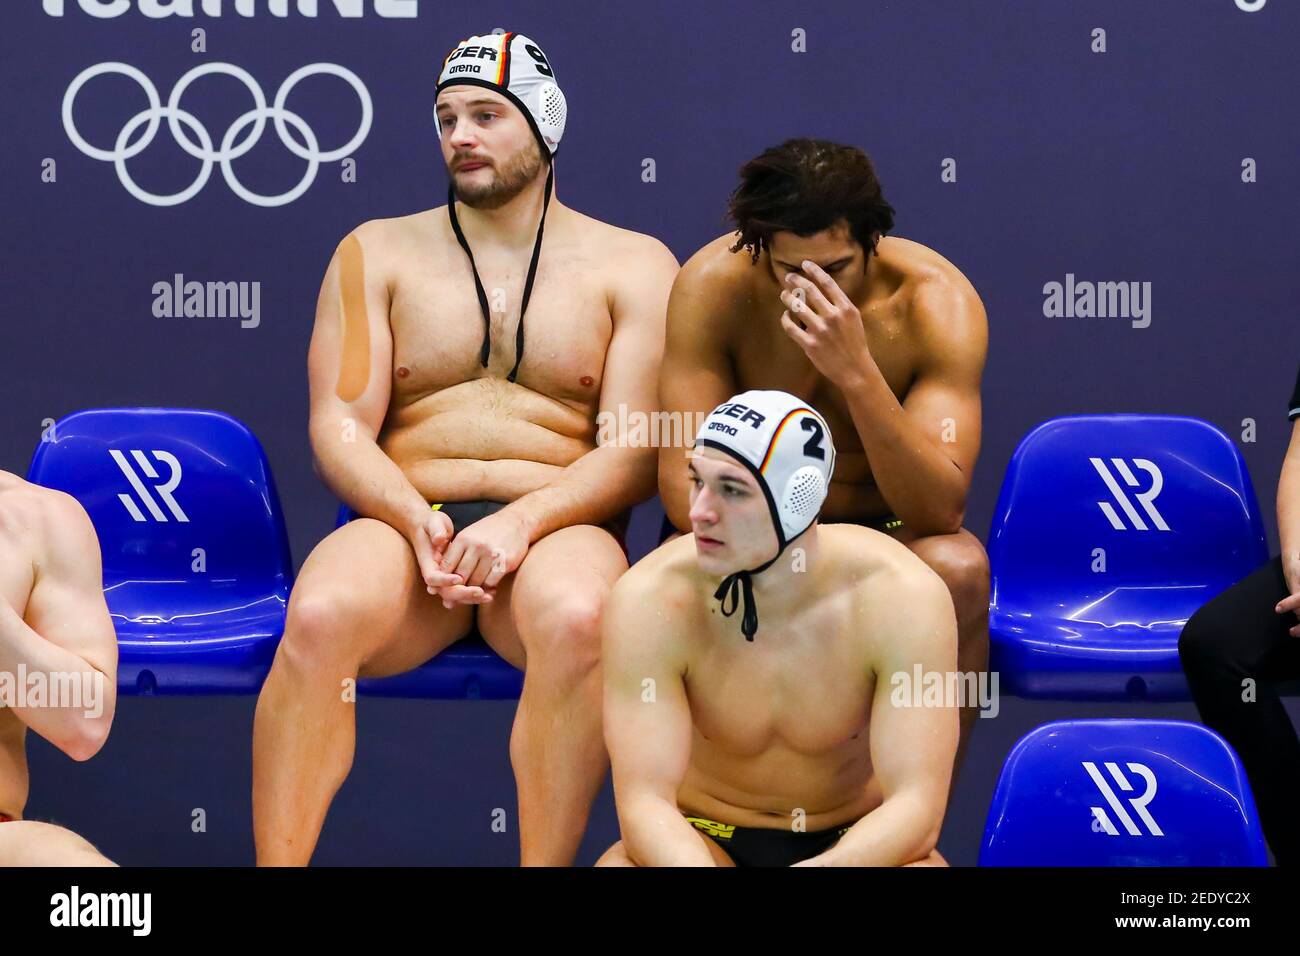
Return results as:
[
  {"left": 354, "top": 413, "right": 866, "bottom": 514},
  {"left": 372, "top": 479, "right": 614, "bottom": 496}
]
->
[
  {"left": 252, "top": 31, "right": 678, "bottom": 866},
  {"left": 598, "top": 391, "right": 957, "bottom": 866}
]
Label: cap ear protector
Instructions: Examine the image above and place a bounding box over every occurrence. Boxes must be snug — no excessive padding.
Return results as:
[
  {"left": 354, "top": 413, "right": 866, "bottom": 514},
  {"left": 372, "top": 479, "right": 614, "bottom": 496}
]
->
[
  {"left": 693, "top": 391, "right": 836, "bottom": 641},
  {"left": 435, "top": 32, "right": 567, "bottom": 157},
  {"left": 781, "top": 465, "right": 829, "bottom": 530}
]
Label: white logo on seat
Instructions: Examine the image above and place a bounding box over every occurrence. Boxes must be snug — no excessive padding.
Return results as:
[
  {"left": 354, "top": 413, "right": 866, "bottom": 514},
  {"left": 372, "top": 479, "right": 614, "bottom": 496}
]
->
[
  {"left": 1083, "top": 760, "right": 1162, "bottom": 836},
  {"left": 110, "top": 449, "right": 189, "bottom": 522},
  {"left": 1090, "top": 457, "right": 1168, "bottom": 531}
]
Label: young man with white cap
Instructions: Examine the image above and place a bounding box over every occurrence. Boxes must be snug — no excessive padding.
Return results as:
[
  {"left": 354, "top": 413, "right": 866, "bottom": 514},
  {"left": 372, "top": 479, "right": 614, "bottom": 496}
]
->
[
  {"left": 599, "top": 392, "right": 957, "bottom": 866},
  {"left": 253, "top": 32, "right": 678, "bottom": 866}
]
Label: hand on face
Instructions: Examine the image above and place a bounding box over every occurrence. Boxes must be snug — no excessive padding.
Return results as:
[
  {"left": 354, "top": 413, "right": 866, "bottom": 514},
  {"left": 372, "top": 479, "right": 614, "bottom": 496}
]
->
[{"left": 778, "top": 260, "right": 873, "bottom": 387}]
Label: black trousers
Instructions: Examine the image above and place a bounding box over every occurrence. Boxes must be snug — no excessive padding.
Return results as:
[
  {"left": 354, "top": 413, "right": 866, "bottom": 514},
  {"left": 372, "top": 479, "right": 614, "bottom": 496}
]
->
[{"left": 1179, "top": 556, "right": 1300, "bottom": 865}]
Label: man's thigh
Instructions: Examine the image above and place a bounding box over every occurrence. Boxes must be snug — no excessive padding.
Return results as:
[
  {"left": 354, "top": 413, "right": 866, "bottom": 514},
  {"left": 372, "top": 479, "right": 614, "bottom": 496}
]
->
[
  {"left": 477, "top": 524, "right": 628, "bottom": 668},
  {"left": 0, "top": 820, "right": 116, "bottom": 867},
  {"left": 892, "top": 526, "right": 989, "bottom": 609},
  {"left": 289, "top": 517, "right": 475, "bottom": 679},
  {"left": 596, "top": 832, "right": 736, "bottom": 867}
]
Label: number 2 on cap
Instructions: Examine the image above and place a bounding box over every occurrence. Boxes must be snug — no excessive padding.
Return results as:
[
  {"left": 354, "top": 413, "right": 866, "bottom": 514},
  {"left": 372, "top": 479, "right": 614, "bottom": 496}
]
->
[{"left": 801, "top": 418, "right": 826, "bottom": 460}]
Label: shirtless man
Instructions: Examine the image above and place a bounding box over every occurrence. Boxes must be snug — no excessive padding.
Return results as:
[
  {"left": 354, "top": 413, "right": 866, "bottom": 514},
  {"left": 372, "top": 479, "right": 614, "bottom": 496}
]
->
[
  {"left": 0, "top": 471, "right": 117, "bottom": 866},
  {"left": 252, "top": 32, "right": 677, "bottom": 866},
  {"left": 599, "top": 392, "right": 957, "bottom": 866},
  {"left": 659, "top": 139, "right": 988, "bottom": 767}
]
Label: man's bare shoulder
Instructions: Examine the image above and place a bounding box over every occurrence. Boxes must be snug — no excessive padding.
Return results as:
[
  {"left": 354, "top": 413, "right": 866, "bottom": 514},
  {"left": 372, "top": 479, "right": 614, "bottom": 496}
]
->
[
  {"left": 0, "top": 473, "right": 42, "bottom": 545},
  {"left": 821, "top": 526, "right": 955, "bottom": 658},
  {"left": 335, "top": 210, "right": 448, "bottom": 256},
  {"left": 821, "top": 523, "right": 948, "bottom": 601},
  {"left": 0, "top": 474, "right": 94, "bottom": 561},
  {"left": 676, "top": 232, "right": 764, "bottom": 298},
  {"left": 614, "top": 534, "right": 701, "bottom": 607},
  {"left": 882, "top": 237, "right": 987, "bottom": 350},
  {"left": 562, "top": 209, "right": 677, "bottom": 268}
]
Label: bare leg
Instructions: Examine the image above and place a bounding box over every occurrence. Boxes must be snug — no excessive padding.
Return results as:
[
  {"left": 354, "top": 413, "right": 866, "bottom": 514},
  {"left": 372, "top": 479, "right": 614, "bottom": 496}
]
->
[
  {"left": 0, "top": 821, "right": 116, "bottom": 867},
  {"left": 896, "top": 527, "right": 990, "bottom": 778},
  {"left": 252, "top": 518, "right": 472, "bottom": 866},
  {"left": 903, "top": 848, "right": 949, "bottom": 867},
  {"left": 595, "top": 836, "right": 736, "bottom": 867},
  {"left": 479, "top": 525, "right": 627, "bottom": 866}
]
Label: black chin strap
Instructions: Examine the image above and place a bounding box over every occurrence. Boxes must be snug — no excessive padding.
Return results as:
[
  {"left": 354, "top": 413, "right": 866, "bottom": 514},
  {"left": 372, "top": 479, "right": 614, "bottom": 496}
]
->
[
  {"left": 446, "top": 162, "right": 554, "bottom": 383},
  {"left": 713, "top": 551, "right": 782, "bottom": 642}
]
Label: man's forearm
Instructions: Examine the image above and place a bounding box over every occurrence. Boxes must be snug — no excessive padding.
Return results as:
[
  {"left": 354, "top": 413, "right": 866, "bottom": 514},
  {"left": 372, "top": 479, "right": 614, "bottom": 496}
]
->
[
  {"left": 0, "top": 601, "right": 113, "bottom": 759},
  {"left": 621, "top": 793, "right": 718, "bottom": 867},
  {"left": 840, "top": 368, "right": 967, "bottom": 534},
  {"left": 311, "top": 417, "right": 429, "bottom": 534},
  {"left": 505, "top": 445, "right": 657, "bottom": 544},
  {"left": 811, "top": 792, "right": 942, "bottom": 867}
]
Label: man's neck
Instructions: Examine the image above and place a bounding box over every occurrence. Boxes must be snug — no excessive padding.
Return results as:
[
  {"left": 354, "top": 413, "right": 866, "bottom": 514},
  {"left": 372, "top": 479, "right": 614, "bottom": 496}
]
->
[
  {"left": 452, "top": 168, "right": 554, "bottom": 250},
  {"left": 749, "top": 525, "right": 823, "bottom": 603}
]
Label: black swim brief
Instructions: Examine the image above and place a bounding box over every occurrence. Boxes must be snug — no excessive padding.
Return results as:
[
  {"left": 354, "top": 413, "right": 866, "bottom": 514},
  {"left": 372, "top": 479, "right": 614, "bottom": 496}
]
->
[
  {"left": 430, "top": 500, "right": 629, "bottom": 552},
  {"left": 430, "top": 500, "right": 506, "bottom": 529},
  {"left": 832, "top": 512, "right": 903, "bottom": 534},
  {"left": 684, "top": 813, "right": 853, "bottom": 867},
  {"left": 865, "top": 513, "right": 904, "bottom": 534}
]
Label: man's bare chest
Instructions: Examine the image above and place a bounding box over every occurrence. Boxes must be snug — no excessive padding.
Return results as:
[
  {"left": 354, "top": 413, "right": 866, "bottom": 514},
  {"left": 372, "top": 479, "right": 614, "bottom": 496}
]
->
[
  {"left": 686, "top": 606, "right": 876, "bottom": 756},
  {"left": 387, "top": 251, "right": 615, "bottom": 407}
]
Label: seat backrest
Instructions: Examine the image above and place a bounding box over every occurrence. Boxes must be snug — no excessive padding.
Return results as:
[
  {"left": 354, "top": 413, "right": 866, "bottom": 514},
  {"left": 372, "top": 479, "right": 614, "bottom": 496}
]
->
[
  {"left": 26, "top": 408, "right": 293, "bottom": 604},
  {"left": 980, "top": 719, "right": 1268, "bottom": 865},
  {"left": 989, "top": 415, "right": 1267, "bottom": 626}
]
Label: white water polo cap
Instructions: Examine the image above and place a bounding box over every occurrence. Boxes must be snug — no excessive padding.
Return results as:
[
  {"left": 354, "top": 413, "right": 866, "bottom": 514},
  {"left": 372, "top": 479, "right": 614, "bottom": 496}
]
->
[
  {"left": 693, "top": 390, "right": 836, "bottom": 640},
  {"left": 436, "top": 32, "right": 567, "bottom": 156}
]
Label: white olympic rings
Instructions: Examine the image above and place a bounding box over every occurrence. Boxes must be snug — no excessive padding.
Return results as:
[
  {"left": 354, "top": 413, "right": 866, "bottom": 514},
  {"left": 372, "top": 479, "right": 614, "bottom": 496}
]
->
[{"left": 63, "top": 61, "right": 372, "bottom": 207}]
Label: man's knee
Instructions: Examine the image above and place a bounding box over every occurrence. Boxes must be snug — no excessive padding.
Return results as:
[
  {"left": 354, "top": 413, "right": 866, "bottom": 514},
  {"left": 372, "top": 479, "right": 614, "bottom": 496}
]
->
[
  {"left": 595, "top": 840, "right": 637, "bottom": 867},
  {"left": 912, "top": 532, "right": 990, "bottom": 619},
  {"left": 902, "top": 848, "right": 948, "bottom": 867},
  {"left": 519, "top": 587, "right": 606, "bottom": 677},
  {"left": 0, "top": 821, "right": 115, "bottom": 867},
  {"left": 278, "top": 583, "right": 381, "bottom": 675}
]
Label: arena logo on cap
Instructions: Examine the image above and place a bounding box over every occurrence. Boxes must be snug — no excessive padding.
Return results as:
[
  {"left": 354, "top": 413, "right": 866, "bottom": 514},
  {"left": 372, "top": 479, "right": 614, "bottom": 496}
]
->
[{"left": 43, "top": 0, "right": 417, "bottom": 17}]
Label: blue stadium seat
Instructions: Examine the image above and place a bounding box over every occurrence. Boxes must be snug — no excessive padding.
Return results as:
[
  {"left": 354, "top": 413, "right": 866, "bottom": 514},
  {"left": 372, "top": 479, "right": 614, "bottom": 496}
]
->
[
  {"left": 980, "top": 719, "right": 1267, "bottom": 866},
  {"left": 988, "top": 415, "right": 1267, "bottom": 700},
  {"left": 26, "top": 408, "right": 292, "bottom": 694},
  {"left": 335, "top": 505, "right": 523, "bottom": 699}
]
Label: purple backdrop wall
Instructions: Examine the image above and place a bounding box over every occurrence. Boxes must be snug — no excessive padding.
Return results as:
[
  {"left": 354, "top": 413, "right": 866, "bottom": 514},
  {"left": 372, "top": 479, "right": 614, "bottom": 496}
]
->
[{"left": 1, "top": 0, "right": 1297, "bottom": 866}]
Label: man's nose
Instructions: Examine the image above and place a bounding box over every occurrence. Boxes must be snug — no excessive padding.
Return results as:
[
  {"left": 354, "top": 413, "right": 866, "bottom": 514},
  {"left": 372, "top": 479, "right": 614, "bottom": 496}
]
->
[
  {"left": 690, "top": 488, "right": 717, "bottom": 525},
  {"left": 447, "top": 120, "right": 478, "bottom": 150}
]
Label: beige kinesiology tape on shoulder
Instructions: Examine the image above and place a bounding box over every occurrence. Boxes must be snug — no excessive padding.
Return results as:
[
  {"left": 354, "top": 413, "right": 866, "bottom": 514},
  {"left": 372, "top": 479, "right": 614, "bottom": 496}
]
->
[{"left": 335, "top": 233, "right": 371, "bottom": 403}]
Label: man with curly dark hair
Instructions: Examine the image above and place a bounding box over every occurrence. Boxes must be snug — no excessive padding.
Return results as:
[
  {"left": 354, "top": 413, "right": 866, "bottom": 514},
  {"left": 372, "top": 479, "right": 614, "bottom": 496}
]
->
[{"left": 658, "top": 139, "right": 989, "bottom": 773}]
